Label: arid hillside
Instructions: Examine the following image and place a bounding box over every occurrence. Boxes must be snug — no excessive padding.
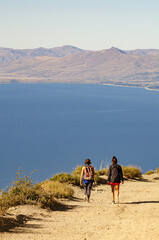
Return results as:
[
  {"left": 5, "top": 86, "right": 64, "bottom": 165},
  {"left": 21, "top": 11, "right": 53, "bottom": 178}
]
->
[
  {"left": 0, "top": 45, "right": 159, "bottom": 89},
  {"left": 0, "top": 173, "right": 159, "bottom": 240}
]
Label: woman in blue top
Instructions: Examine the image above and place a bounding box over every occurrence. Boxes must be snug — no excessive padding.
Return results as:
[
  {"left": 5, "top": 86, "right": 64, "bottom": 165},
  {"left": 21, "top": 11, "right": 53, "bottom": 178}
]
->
[{"left": 80, "top": 159, "right": 95, "bottom": 202}]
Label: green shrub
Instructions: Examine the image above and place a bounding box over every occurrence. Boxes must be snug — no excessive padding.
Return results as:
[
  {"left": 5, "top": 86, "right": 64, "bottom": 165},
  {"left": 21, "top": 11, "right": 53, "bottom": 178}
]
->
[
  {"left": 70, "top": 174, "right": 80, "bottom": 186},
  {"left": 0, "top": 169, "right": 39, "bottom": 214},
  {"left": 72, "top": 166, "right": 83, "bottom": 176},
  {"left": 93, "top": 170, "right": 107, "bottom": 185},
  {"left": 50, "top": 166, "right": 83, "bottom": 186},
  {"left": 50, "top": 173, "right": 72, "bottom": 183},
  {"left": 0, "top": 169, "right": 68, "bottom": 215},
  {"left": 145, "top": 170, "right": 154, "bottom": 175},
  {"left": 122, "top": 166, "right": 142, "bottom": 179},
  {"left": 41, "top": 181, "right": 74, "bottom": 198},
  {"left": 39, "top": 193, "right": 63, "bottom": 210},
  {"left": 94, "top": 171, "right": 102, "bottom": 185},
  {"left": 96, "top": 168, "right": 108, "bottom": 176},
  {"left": 71, "top": 166, "right": 83, "bottom": 186},
  {"left": 50, "top": 172, "right": 80, "bottom": 186}
]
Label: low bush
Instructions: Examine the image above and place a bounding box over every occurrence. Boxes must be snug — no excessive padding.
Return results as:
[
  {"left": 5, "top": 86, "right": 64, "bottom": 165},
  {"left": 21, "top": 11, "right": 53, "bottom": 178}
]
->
[
  {"left": 95, "top": 165, "right": 142, "bottom": 180},
  {"left": 39, "top": 194, "right": 63, "bottom": 210},
  {"left": 97, "top": 168, "right": 108, "bottom": 176},
  {"left": 0, "top": 169, "right": 40, "bottom": 213},
  {"left": 50, "top": 166, "right": 104, "bottom": 186},
  {"left": 145, "top": 170, "right": 154, "bottom": 175},
  {"left": 121, "top": 166, "right": 142, "bottom": 179},
  {"left": 50, "top": 173, "right": 72, "bottom": 183},
  {"left": 72, "top": 166, "right": 83, "bottom": 176},
  {"left": 93, "top": 171, "right": 103, "bottom": 185},
  {"left": 70, "top": 174, "right": 80, "bottom": 186},
  {"left": 50, "top": 173, "right": 80, "bottom": 186},
  {"left": 71, "top": 166, "right": 83, "bottom": 186},
  {"left": 41, "top": 181, "right": 74, "bottom": 199},
  {"left": 0, "top": 169, "right": 70, "bottom": 215},
  {"left": 50, "top": 164, "right": 143, "bottom": 188}
]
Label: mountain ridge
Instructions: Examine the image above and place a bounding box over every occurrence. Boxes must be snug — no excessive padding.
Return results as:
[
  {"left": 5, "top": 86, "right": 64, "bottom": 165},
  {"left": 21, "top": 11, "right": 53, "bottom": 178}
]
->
[{"left": 0, "top": 45, "right": 159, "bottom": 89}]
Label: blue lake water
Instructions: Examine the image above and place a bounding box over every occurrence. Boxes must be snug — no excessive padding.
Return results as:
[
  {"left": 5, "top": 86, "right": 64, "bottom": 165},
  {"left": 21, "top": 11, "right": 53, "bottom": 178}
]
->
[{"left": 0, "top": 83, "right": 159, "bottom": 189}]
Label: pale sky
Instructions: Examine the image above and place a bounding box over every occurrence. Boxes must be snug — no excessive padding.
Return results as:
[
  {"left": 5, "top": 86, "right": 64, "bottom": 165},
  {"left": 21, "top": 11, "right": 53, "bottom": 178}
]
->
[{"left": 0, "top": 0, "right": 159, "bottom": 50}]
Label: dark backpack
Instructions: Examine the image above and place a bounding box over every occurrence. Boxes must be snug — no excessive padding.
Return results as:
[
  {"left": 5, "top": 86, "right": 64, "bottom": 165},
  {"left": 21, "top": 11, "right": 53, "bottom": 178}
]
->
[{"left": 84, "top": 166, "right": 94, "bottom": 180}]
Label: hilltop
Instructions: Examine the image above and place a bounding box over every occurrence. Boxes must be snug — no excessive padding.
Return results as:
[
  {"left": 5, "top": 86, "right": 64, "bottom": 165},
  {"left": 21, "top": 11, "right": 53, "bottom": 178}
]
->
[
  {"left": 0, "top": 45, "right": 159, "bottom": 90},
  {"left": 0, "top": 173, "right": 159, "bottom": 240}
]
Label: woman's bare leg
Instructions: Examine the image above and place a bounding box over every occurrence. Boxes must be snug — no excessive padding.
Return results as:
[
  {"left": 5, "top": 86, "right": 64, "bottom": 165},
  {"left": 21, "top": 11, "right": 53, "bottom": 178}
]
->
[
  {"left": 111, "top": 185, "right": 115, "bottom": 203},
  {"left": 115, "top": 185, "right": 120, "bottom": 203}
]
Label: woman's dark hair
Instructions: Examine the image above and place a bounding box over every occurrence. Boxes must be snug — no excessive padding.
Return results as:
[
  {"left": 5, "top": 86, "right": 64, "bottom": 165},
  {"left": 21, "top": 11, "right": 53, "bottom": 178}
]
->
[
  {"left": 85, "top": 159, "right": 91, "bottom": 165},
  {"left": 112, "top": 156, "right": 117, "bottom": 164}
]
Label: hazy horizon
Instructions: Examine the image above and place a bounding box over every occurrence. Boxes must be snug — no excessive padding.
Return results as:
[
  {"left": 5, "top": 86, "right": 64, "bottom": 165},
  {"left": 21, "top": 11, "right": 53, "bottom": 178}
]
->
[
  {"left": 1, "top": 45, "right": 159, "bottom": 51},
  {"left": 0, "top": 0, "right": 159, "bottom": 51}
]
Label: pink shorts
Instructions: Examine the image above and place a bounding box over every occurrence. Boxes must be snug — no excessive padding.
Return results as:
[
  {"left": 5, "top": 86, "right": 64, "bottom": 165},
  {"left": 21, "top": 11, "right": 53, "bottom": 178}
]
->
[{"left": 109, "top": 182, "right": 120, "bottom": 186}]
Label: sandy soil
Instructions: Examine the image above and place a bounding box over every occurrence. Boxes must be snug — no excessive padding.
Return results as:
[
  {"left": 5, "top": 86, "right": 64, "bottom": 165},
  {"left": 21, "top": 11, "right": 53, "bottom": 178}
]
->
[{"left": 0, "top": 174, "right": 159, "bottom": 240}]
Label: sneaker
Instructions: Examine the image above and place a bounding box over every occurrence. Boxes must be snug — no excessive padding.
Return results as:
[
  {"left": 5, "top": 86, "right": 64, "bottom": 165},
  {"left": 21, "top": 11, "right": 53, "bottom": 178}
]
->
[
  {"left": 112, "top": 200, "right": 115, "bottom": 204},
  {"left": 84, "top": 196, "right": 87, "bottom": 202}
]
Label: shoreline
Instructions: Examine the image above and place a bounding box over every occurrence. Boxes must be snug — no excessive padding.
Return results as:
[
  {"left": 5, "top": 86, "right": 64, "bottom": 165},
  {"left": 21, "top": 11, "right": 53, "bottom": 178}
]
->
[
  {"left": 101, "top": 83, "right": 159, "bottom": 92},
  {"left": 0, "top": 80, "right": 159, "bottom": 92}
]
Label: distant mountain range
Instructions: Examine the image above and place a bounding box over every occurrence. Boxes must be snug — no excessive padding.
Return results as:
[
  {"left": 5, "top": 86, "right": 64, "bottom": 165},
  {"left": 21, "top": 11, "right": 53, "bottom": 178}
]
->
[{"left": 0, "top": 45, "right": 159, "bottom": 90}]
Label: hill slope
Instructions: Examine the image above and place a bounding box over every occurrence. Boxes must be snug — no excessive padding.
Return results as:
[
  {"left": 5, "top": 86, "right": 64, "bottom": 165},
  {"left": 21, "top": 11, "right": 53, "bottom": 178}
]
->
[
  {"left": 0, "top": 46, "right": 159, "bottom": 89},
  {"left": 0, "top": 175, "right": 159, "bottom": 239}
]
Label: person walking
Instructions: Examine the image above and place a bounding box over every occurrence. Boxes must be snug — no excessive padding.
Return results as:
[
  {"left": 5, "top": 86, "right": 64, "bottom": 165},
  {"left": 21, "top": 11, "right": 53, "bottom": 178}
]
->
[
  {"left": 80, "top": 159, "right": 95, "bottom": 202},
  {"left": 107, "top": 156, "right": 124, "bottom": 204}
]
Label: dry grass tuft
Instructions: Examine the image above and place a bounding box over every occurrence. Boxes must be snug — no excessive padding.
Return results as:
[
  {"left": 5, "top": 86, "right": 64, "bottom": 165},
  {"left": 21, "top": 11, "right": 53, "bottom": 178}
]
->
[
  {"left": 145, "top": 170, "right": 154, "bottom": 175},
  {"left": 122, "top": 166, "right": 142, "bottom": 179},
  {"left": 41, "top": 180, "right": 74, "bottom": 199},
  {"left": 0, "top": 169, "right": 71, "bottom": 215}
]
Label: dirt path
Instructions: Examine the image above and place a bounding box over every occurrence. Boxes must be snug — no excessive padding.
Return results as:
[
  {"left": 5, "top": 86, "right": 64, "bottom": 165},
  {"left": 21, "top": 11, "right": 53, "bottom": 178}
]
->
[{"left": 0, "top": 175, "right": 159, "bottom": 240}]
